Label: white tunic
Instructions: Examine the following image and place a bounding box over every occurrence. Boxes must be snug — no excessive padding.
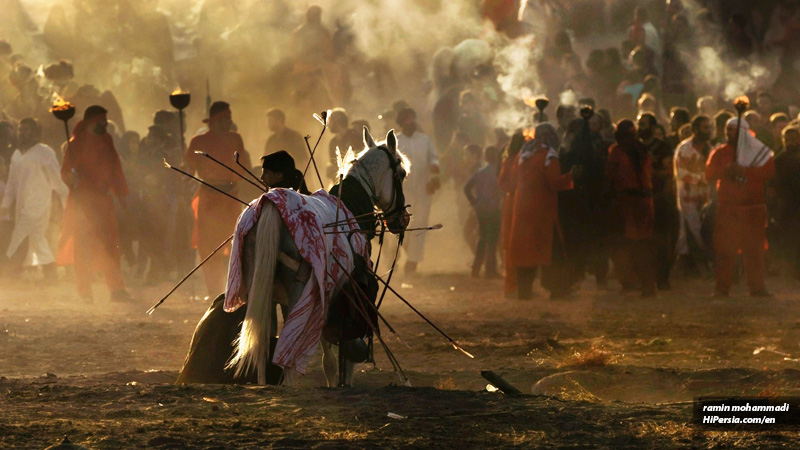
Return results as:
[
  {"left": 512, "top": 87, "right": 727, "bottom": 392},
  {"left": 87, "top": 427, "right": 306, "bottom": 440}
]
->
[
  {"left": 1, "top": 143, "right": 68, "bottom": 266},
  {"left": 397, "top": 131, "right": 439, "bottom": 263},
  {"left": 674, "top": 138, "right": 710, "bottom": 255}
]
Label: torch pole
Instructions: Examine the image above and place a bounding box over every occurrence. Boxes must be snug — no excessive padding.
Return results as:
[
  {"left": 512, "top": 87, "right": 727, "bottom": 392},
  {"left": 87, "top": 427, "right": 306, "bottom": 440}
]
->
[
  {"left": 734, "top": 110, "right": 742, "bottom": 165},
  {"left": 62, "top": 120, "right": 70, "bottom": 147},
  {"left": 178, "top": 109, "right": 186, "bottom": 153}
]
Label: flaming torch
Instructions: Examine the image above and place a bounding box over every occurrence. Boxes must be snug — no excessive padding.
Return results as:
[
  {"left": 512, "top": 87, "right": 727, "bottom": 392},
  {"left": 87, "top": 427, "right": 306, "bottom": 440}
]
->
[
  {"left": 534, "top": 97, "right": 550, "bottom": 123},
  {"left": 169, "top": 88, "right": 191, "bottom": 152},
  {"left": 733, "top": 95, "right": 750, "bottom": 182},
  {"left": 50, "top": 96, "right": 76, "bottom": 149}
]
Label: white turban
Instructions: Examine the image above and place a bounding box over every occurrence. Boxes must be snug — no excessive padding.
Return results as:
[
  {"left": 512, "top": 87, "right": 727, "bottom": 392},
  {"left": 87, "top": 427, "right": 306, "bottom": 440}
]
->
[{"left": 725, "top": 117, "right": 773, "bottom": 167}]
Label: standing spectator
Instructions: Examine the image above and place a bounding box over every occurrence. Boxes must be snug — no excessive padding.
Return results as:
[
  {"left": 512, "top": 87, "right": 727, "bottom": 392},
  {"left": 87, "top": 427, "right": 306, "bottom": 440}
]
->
[
  {"left": 57, "top": 106, "right": 130, "bottom": 302},
  {"left": 327, "top": 108, "right": 361, "bottom": 180},
  {"left": 138, "top": 125, "right": 172, "bottom": 284},
  {"left": 457, "top": 90, "right": 488, "bottom": 147},
  {"left": 675, "top": 115, "right": 714, "bottom": 277},
  {"left": 397, "top": 107, "right": 440, "bottom": 275},
  {"left": 559, "top": 112, "right": 611, "bottom": 289},
  {"left": 696, "top": 96, "right": 718, "bottom": 118},
  {"left": 713, "top": 110, "right": 734, "bottom": 146},
  {"left": 662, "top": 0, "right": 692, "bottom": 108},
  {"left": 463, "top": 146, "right": 502, "bottom": 278},
  {"left": 665, "top": 107, "right": 691, "bottom": 149},
  {"left": 0, "top": 121, "right": 17, "bottom": 164},
  {"left": 773, "top": 125, "right": 800, "bottom": 278},
  {"left": 767, "top": 112, "right": 790, "bottom": 153},
  {"left": 605, "top": 119, "right": 656, "bottom": 297},
  {"left": 264, "top": 108, "right": 307, "bottom": 172},
  {"left": 509, "top": 123, "right": 576, "bottom": 300},
  {"left": 638, "top": 113, "right": 679, "bottom": 290},
  {"left": 705, "top": 118, "right": 774, "bottom": 297},
  {"left": 498, "top": 132, "right": 524, "bottom": 297},
  {"left": 185, "top": 101, "right": 252, "bottom": 296},
  {"left": 0, "top": 118, "right": 67, "bottom": 281}
]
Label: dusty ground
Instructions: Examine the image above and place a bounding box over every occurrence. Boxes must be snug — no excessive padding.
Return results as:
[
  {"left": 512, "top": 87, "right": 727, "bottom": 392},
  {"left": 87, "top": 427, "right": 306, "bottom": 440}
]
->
[
  {"left": 2, "top": 190, "right": 800, "bottom": 449},
  {"left": 3, "top": 266, "right": 800, "bottom": 449}
]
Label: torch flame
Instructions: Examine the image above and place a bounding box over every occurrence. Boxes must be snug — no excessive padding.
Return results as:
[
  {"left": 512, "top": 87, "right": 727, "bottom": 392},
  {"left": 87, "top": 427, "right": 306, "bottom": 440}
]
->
[
  {"left": 172, "top": 87, "right": 186, "bottom": 96},
  {"left": 49, "top": 93, "right": 74, "bottom": 113},
  {"left": 523, "top": 128, "right": 535, "bottom": 141},
  {"left": 523, "top": 97, "right": 538, "bottom": 108},
  {"left": 734, "top": 95, "right": 750, "bottom": 111}
]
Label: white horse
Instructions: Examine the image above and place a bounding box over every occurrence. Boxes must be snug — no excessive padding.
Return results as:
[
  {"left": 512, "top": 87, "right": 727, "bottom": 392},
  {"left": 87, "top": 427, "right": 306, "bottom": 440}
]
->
[{"left": 224, "top": 127, "right": 409, "bottom": 387}]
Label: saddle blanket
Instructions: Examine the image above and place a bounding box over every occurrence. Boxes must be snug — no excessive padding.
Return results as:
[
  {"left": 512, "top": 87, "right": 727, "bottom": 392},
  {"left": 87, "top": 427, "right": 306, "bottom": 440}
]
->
[{"left": 224, "top": 188, "right": 369, "bottom": 374}]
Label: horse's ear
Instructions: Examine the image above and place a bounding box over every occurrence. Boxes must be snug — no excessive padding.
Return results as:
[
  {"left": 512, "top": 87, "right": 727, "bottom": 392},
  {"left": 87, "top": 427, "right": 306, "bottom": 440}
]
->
[
  {"left": 386, "top": 129, "right": 397, "bottom": 154},
  {"left": 363, "top": 126, "right": 376, "bottom": 149}
]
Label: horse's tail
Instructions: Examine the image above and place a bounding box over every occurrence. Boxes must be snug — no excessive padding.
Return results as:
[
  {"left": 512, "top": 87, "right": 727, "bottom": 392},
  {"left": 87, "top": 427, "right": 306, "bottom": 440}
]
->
[{"left": 227, "top": 201, "right": 281, "bottom": 381}]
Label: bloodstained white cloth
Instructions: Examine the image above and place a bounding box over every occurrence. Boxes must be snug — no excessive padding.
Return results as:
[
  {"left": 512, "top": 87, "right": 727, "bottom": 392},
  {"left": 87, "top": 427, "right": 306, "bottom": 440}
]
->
[{"left": 224, "top": 188, "right": 368, "bottom": 374}]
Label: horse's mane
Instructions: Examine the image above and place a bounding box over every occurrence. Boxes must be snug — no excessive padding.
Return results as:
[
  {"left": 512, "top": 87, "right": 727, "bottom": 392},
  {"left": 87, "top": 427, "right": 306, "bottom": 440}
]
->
[{"left": 335, "top": 141, "right": 411, "bottom": 180}]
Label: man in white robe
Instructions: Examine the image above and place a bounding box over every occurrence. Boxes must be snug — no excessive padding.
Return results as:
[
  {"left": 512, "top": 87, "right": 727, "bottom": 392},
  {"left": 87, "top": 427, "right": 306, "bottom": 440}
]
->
[
  {"left": 674, "top": 115, "right": 713, "bottom": 275},
  {"left": 0, "top": 118, "right": 68, "bottom": 279},
  {"left": 396, "top": 107, "right": 440, "bottom": 274}
]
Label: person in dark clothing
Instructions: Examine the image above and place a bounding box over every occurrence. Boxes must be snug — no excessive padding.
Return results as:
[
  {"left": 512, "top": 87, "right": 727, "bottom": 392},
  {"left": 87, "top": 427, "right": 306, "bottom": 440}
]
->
[
  {"left": 605, "top": 119, "right": 657, "bottom": 297},
  {"left": 259, "top": 150, "right": 310, "bottom": 336},
  {"left": 264, "top": 108, "right": 308, "bottom": 171},
  {"left": 463, "top": 145, "right": 502, "bottom": 278},
  {"left": 327, "top": 108, "right": 362, "bottom": 180},
  {"left": 773, "top": 125, "right": 800, "bottom": 278},
  {"left": 638, "top": 112, "right": 679, "bottom": 290},
  {"left": 665, "top": 107, "right": 690, "bottom": 150},
  {"left": 261, "top": 150, "right": 310, "bottom": 194},
  {"left": 456, "top": 90, "right": 488, "bottom": 147},
  {"left": 558, "top": 108, "right": 611, "bottom": 289}
]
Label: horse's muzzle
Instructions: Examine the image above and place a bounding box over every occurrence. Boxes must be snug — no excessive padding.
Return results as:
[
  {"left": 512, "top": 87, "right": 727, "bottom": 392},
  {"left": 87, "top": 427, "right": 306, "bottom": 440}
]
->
[{"left": 385, "top": 212, "right": 409, "bottom": 234}]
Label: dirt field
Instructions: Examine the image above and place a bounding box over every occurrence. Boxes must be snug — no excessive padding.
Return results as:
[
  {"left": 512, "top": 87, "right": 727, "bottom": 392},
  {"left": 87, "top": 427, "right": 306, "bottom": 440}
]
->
[
  {"left": 3, "top": 264, "right": 800, "bottom": 449},
  {"left": 0, "top": 188, "right": 797, "bottom": 449}
]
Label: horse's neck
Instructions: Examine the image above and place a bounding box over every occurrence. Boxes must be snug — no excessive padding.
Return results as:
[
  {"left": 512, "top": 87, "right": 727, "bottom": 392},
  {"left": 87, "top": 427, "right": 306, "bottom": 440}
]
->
[{"left": 328, "top": 170, "right": 377, "bottom": 238}]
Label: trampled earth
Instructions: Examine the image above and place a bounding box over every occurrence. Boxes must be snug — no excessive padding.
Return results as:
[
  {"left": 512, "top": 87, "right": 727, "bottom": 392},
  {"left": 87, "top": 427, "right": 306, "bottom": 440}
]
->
[{"left": 3, "top": 266, "right": 800, "bottom": 449}]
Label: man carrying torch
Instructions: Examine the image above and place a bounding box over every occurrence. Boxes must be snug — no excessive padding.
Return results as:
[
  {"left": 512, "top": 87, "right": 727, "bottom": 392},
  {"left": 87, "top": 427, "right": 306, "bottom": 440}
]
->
[
  {"left": 705, "top": 97, "right": 775, "bottom": 297},
  {"left": 57, "top": 105, "right": 131, "bottom": 303}
]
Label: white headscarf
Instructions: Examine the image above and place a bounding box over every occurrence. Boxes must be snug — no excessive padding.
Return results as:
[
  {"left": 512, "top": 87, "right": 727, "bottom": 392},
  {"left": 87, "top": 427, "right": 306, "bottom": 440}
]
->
[
  {"left": 519, "top": 122, "right": 560, "bottom": 165},
  {"left": 725, "top": 117, "right": 773, "bottom": 167}
]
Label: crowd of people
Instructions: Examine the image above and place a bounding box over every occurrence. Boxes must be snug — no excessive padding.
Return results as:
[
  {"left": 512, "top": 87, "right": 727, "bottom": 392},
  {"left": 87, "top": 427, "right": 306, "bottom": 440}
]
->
[{"left": 0, "top": 0, "right": 798, "bottom": 302}]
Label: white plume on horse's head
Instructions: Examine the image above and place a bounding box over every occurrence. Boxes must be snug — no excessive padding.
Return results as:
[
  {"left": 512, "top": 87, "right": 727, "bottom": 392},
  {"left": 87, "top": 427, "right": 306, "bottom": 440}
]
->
[{"left": 335, "top": 145, "right": 357, "bottom": 180}]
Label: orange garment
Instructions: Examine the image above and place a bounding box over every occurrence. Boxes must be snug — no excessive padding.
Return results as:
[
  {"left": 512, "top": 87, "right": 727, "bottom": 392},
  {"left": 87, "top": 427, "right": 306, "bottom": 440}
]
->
[
  {"left": 706, "top": 143, "right": 775, "bottom": 207},
  {"left": 508, "top": 148, "right": 573, "bottom": 268},
  {"left": 605, "top": 143, "right": 655, "bottom": 240},
  {"left": 705, "top": 143, "right": 775, "bottom": 294},
  {"left": 57, "top": 118, "right": 128, "bottom": 296},
  {"left": 498, "top": 154, "right": 518, "bottom": 294},
  {"left": 185, "top": 130, "right": 252, "bottom": 295}
]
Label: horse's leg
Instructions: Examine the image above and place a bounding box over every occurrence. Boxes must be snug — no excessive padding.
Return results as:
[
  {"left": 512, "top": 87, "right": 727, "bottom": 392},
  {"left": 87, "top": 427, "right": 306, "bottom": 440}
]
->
[
  {"left": 275, "top": 223, "right": 312, "bottom": 387},
  {"left": 321, "top": 339, "right": 337, "bottom": 387},
  {"left": 344, "top": 355, "right": 356, "bottom": 387}
]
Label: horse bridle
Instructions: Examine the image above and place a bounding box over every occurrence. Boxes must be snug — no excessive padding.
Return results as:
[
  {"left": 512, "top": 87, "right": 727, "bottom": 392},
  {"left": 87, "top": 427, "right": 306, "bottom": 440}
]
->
[{"left": 355, "top": 145, "right": 406, "bottom": 225}]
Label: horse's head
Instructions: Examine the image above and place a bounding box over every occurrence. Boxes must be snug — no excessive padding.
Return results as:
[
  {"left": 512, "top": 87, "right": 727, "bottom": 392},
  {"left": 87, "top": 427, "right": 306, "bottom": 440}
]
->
[{"left": 359, "top": 126, "right": 410, "bottom": 234}]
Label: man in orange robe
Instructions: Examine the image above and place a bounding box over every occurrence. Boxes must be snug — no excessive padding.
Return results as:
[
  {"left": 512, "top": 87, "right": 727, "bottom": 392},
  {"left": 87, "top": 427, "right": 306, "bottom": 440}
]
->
[
  {"left": 497, "top": 132, "right": 523, "bottom": 298},
  {"left": 705, "top": 117, "right": 774, "bottom": 297},
  {"left": 57, "top": 105, "right": 130, "bottom": 302},
  {"left": 184, "top": 101, "right": 252, "bottom": 296},
  {"left": 605, "top": 119, "right": 656, "bottom": 297},
  {"left": 509, "top": 123, "right": 575, "bottom": 300}
]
